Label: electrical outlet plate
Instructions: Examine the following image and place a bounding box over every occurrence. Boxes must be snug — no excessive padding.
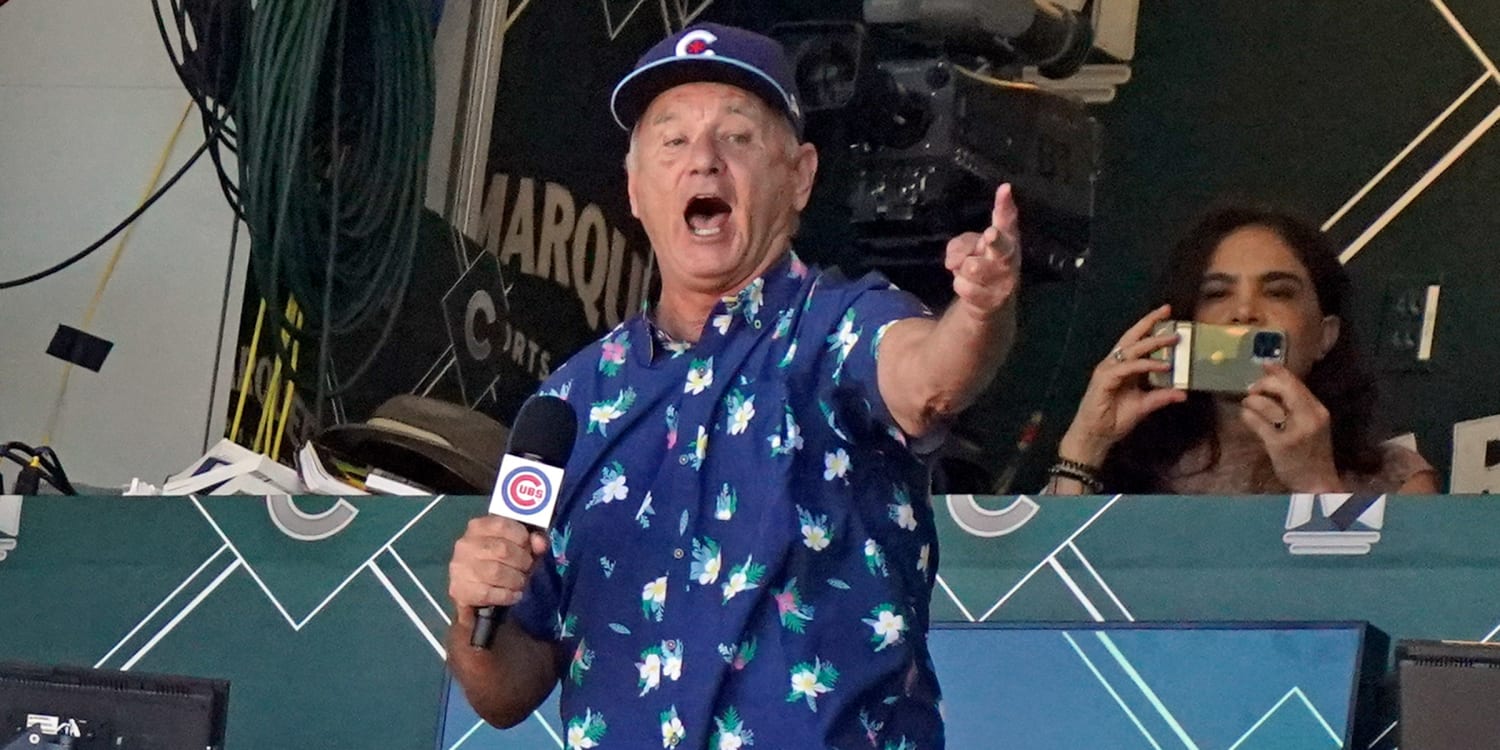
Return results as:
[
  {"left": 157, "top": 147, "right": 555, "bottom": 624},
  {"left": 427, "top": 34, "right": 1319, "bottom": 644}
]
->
[{"left": 1374, "top": 276, "right": 1442, "bottom": 372}]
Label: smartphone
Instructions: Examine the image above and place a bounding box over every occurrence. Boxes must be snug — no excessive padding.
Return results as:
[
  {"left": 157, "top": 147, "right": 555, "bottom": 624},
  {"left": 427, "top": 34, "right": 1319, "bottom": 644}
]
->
[{"left": 1146, "top": 321, "right": 1287, "bottom": 394}]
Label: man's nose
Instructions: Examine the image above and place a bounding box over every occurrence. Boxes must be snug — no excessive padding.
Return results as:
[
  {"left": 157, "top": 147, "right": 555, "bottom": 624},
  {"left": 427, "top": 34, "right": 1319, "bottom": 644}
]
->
[{"left": 688, "top": 135, "right": 722, "bottom": 175}]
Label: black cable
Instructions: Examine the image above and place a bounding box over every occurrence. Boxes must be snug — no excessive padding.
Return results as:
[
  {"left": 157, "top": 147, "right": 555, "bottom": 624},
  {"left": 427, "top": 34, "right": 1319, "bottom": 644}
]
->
[
  {"left": 314, "top": 1, "right": 348, "bottom": 429},
  {"left": 986, "top": 264, "right": 1087, "bottom": 494},
  {"left": 12, "top": 467, "right": 41, "bottom": 496},
  {"left": 0, "top": 138, "right": 211, "bottom": 290},
  {"left": 0, "top": 444, "right": 35, "bottom": 470},
  {"left": 31, "top": 446, "right": 75, "bottom": 495},
  {"left": 152, "top": 0, "right": 243, "bottom": 217},
  {"left": 203, "top": 213, "right": 243, "bottom": 454},
  {"left": 0, "top": 442, "right": 75, "bottom": 495},
  {"left": 1035, "top": 270, "right": 1087, "bottom": 408}
]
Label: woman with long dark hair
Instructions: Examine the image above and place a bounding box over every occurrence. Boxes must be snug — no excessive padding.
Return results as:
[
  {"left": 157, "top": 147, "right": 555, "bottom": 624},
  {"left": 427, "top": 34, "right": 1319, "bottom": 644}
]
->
[{"left": 1048, "top": 206, "right": 1439, "bottom": 494}]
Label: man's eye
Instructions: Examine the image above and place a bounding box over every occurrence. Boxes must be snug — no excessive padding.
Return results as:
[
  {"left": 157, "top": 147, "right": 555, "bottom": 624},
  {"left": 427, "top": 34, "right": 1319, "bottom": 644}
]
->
[
  {"left": 1265, "top": 285, "right": 1297, "bottom": 299},
  {"left": 724, "top": 133, "right": 751, "bottom": 145},
  {"left": 1199, "top": 288, "right": 1229, "bottom": 300},
  {"left": 664, "top": 137, "right": 686, "bottom": 147}
]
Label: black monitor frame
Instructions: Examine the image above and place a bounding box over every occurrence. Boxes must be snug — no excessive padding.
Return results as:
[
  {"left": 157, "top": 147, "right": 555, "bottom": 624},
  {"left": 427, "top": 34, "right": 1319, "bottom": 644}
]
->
[{"left": 0, "top": 661, "right": 228, "bottom": 750}]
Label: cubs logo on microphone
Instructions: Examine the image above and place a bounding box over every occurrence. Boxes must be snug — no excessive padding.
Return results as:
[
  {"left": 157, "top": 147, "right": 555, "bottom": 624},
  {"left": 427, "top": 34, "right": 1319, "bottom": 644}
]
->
[
  {"left": 501, "top": 466, "right": 552, "bottom": 515},
  {"left": 488, "top": 453, "right": 567, "bottom": 528}
]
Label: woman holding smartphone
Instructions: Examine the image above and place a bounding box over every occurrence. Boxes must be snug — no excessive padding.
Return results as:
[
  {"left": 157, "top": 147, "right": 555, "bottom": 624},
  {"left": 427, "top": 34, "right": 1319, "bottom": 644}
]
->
[{"left": 1047, "top": 206, "right": 1439, "bottom": 494}]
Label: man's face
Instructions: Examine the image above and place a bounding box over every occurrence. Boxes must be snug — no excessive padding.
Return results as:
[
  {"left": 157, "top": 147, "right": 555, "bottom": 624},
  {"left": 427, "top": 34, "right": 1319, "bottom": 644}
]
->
[{"left": 627, "top": 82, "right": 818, "bottom": 297}]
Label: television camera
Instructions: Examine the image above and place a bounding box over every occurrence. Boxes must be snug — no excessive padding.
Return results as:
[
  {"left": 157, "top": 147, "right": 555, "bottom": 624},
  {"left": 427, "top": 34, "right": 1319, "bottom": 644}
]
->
[{"left": 773, "top": 0, "right": 1103, "bottom": 289}]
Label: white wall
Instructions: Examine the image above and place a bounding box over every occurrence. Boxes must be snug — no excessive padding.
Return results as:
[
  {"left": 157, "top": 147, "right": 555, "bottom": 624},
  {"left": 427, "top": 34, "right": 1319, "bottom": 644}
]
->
[
  {"left": 0, "top": 0, "right": 479, "bottom": 490},
  {"left": 0, "top": 0, "right": 247, "bottom": 488}
]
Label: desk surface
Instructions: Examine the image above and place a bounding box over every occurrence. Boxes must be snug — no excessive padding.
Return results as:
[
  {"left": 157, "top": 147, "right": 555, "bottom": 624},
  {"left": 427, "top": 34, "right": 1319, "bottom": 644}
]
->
[{"left": 0, "top": 495, "right": 1493, "bottom": 748}]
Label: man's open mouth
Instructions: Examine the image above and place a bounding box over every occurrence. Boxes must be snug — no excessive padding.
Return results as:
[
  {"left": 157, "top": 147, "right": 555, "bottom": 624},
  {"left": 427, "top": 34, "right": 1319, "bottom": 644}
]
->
[{"left": 685, "top": 195, "right": 732, "bottom": 237}]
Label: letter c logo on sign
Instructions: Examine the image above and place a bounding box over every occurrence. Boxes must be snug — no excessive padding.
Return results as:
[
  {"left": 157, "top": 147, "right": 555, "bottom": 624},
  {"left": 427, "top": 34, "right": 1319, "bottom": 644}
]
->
[
  {"left": 675, "top": 29, "right": 717, "bottom": 57},
  {"left": 502, "top": 466, "right": 553, "bottom": 516}
]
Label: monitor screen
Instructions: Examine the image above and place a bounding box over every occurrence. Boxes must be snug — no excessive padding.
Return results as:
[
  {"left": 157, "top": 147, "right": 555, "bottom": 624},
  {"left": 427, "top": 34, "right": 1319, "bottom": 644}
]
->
[
  {"left": 930, "top": 621, "right": 1383, "bottom": 750},
  {"left": 0, "top": 662, "right": 229, "bottom": 750},
  {"left": 433, "top": 621, "right": 1383, "bottom": 750}
]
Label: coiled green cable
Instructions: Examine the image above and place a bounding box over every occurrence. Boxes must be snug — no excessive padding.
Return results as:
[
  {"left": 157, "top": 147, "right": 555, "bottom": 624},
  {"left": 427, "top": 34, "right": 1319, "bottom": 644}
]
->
[{"left": 237, "top": 0, "right": 434, "bottom": 415}]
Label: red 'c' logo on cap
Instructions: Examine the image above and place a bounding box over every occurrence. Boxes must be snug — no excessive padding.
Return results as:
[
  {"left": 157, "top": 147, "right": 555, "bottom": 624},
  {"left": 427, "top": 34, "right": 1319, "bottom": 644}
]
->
[{"left": 675, "top": 30, "right": 718, "bottom": 58}]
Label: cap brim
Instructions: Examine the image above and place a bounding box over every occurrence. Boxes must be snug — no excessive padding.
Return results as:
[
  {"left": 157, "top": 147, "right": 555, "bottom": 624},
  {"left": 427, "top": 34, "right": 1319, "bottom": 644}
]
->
[{"left": 611, "top": 56, "right": 800, "bottom": 135}]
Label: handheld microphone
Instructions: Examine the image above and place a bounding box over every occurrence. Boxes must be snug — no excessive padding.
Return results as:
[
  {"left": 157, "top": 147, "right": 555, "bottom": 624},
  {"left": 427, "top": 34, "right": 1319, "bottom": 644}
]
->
[{"left": 470, "top": 395, "right": 577, "bottom": 649}]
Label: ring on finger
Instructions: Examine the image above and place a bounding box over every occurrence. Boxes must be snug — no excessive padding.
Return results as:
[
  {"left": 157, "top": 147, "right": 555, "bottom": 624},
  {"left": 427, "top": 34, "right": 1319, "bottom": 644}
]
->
[{"left": 1111, "top": 348, "right": 1127, "bottom": 363}]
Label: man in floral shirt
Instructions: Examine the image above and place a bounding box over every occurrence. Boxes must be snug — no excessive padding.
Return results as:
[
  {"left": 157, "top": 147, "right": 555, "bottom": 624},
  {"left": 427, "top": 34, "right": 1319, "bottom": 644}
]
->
[{"left": 447, "top": 22, "right": 1020, "bottom": 750}]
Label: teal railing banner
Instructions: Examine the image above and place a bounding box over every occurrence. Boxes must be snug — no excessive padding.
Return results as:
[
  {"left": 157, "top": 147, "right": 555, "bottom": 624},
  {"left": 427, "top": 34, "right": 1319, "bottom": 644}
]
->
[{"left": 0, "top": 495, "right": 1495, "bottom": 748}]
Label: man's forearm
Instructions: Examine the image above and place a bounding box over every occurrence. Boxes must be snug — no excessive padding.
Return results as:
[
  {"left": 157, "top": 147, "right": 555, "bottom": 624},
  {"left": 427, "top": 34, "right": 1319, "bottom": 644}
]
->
[
  {"left": 881, "top": 299, "right": 1017, "bottom": 437},
  {"left": 446, "top": 611, "right": 560, "bottom": 728},
  {"left": 922, "top": 298, "right": 1018, "bottom": 414}
]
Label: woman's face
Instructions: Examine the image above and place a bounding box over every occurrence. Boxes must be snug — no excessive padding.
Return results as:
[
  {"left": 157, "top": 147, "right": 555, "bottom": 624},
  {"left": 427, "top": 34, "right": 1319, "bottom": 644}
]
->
[{"left": 1193, "top": 225, "right": 1339, "bottom": 378}]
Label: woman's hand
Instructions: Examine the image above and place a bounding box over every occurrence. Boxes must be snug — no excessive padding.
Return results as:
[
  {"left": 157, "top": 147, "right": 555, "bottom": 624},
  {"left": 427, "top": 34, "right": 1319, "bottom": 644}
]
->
[
  {"left": 1059, "top": 304, "right": 1189, "bottom": 465},
  {"left": 1241, "top": 363, "right": 1344, "bottom": 492}
]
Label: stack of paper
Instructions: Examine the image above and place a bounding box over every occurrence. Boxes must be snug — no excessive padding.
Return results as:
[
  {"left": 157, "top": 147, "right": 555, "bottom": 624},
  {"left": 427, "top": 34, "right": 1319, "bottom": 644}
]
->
[
  {"left": 156, "top": 439, "right": 304, "bottom": 495},
  {"left": 297, "top": 442, "right": 434, "bottom": 496},
  {"left": 297, "top": 443, "right": 369, "bottom": 496}
]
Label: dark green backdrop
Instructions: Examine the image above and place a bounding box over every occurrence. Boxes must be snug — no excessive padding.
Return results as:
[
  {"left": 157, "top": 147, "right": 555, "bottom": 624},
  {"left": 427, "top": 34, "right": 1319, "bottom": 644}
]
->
[{"left": 228, "top": 1, "right": 1500, "bottom": 491}]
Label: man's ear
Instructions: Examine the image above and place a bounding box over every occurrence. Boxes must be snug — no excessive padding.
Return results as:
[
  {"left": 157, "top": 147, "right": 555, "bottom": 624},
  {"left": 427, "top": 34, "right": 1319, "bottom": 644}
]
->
[
  {"left": 1318, "top": 314, "right": 1341, "bottom": 360},
  {"left": 791, "top": 142, "right": 819, "bottom": 213},
  {"left": 626, "top": 167, "right": 641, "bottom": 219}
]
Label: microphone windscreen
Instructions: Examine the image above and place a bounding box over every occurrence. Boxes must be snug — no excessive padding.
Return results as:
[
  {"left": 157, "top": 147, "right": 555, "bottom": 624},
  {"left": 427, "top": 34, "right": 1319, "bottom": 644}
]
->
[{"left": 507, "top": 395, "right": 577, "bottom": 467}]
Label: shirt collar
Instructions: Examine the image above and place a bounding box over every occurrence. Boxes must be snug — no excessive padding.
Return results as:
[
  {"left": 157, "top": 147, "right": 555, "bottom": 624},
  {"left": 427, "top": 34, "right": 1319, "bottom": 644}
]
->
[{"left": 636, "top": 249, "right": 810, "bottom": 363}]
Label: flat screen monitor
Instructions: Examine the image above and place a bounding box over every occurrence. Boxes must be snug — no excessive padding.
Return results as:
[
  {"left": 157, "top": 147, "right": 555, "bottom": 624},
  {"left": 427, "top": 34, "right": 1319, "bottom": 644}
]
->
[
  {"left": 1396, "top": 639, "right": 1500, "bottom": 749},
  {"left": 0, "top": 662, "right": 228, "bottom": 750},
  {"left": 433, "top": 621, "right": 1384, "bottom": 750},
  {"left": 931, "top": 621, "right": 1384, "bottom": 750}
]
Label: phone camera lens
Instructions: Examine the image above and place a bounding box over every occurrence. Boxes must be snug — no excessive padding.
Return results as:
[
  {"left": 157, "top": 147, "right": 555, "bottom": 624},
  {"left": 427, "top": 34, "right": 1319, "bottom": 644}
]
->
[{"left": 1253, "top": 332, "right": 1283, "bottom": 358}]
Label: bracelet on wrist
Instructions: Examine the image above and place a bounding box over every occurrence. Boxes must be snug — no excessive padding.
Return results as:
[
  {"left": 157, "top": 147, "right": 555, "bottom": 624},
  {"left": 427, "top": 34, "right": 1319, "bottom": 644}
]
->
[
  {"left": 1053, "top": 456, "right": 1102, "bottom": 476},
  {"left": 1047, "top": 458, "right": 1104, "bottom": 493}
]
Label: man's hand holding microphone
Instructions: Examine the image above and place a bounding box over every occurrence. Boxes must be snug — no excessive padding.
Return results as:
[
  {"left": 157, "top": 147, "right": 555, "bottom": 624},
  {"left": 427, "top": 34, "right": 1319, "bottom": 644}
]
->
[{"left": 448, "top": 395, "right": 576, "bottom": 650}]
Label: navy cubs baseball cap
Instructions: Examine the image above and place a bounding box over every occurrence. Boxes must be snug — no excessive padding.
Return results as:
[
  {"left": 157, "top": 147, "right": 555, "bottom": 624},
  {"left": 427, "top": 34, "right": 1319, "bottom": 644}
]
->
[{"left": 611, "top": 23, "right": 804, "bottom": 138}]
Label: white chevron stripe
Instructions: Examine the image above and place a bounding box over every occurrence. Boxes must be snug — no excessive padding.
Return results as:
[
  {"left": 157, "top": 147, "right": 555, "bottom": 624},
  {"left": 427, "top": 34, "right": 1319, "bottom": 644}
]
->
[{"left": 1323, "top": 72, "right": 1492, "bottom": 232}]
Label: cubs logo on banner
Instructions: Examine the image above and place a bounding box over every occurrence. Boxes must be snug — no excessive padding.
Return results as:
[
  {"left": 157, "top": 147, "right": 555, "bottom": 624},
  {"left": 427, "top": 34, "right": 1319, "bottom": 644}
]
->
[{"left": 488, "top": 455, "right": 566, "bottom": 528}]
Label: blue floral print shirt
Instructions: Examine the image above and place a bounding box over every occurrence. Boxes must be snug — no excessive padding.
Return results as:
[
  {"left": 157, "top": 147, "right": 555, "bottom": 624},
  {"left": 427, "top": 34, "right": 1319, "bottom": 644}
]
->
[{"left": 512, "top": 251, "right": 944, "bottom": 750}]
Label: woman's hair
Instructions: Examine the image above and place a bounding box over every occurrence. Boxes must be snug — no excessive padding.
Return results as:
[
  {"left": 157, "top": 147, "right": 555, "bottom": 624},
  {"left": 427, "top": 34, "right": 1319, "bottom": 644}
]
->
[{"left": 1101, "top": 205, "right": 1385, "bottom": 491}]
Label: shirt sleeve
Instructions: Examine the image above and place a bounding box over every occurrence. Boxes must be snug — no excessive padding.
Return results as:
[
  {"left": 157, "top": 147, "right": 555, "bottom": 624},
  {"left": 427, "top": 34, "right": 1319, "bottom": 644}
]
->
[
  {"left": 509, "top": 553, "right": 563, "bottom": 643},
  {"left": 1369, "top": 441, "right": 1438, "bottom": 493},
  {"left": 820, "top": 272, "right": 933, "bottom": 435}
]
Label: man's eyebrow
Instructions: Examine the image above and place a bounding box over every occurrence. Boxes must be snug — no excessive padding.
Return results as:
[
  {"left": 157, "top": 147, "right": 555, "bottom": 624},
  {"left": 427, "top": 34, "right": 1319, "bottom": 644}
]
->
[{"left": 647, "top": 111, "right": 679, "bottom": 127}]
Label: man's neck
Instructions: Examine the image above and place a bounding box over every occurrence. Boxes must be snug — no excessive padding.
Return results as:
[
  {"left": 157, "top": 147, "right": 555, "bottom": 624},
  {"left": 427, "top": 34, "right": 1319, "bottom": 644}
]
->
[
  {"left": 654, "top": 291, "right": 714, "bottom": 343},
  {"left": 653, "top": 249, "right": 790, "bottom": 343}
]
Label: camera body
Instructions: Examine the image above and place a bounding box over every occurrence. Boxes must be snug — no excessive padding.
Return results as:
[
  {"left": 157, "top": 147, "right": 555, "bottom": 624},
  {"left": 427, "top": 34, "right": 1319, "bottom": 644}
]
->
[
  {"left": 1147, "top": 321, "right": 1287, "bottom": 394},
  {"left": 769, "top": 14, "right": 1100, "bottom": 285}
]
